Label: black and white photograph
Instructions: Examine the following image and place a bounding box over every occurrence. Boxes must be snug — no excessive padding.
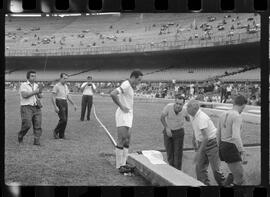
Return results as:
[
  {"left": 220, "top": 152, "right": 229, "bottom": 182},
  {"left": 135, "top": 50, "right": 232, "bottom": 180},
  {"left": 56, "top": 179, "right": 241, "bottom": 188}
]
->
[{"left": 5, "top": 12, "right": 261, "bottom": 186}]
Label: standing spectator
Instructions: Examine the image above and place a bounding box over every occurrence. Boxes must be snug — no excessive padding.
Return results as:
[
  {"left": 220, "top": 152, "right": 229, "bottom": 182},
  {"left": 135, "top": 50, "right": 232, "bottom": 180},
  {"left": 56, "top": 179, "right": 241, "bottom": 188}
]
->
[
  {"left": 160, "top": 94, "right": 189, "bottom": 170},
  {"left": 217, "top": 95, "right": 248, "bottom": 186},
  {"left": 52, "top": 73, "right": 77, "bottom": 139},
  {"left": 186, "top": 100, "right": 225, "bottom": 185},
  {"left": 80, "top": 76, "right": 96, "bottom": 121},
  {"left": 190, "top": 84, "right": 195, "bottom": 97},
  {"left": 220, "top": 83, "right": 227, "bottom": 103},
  {"left": 226, "top": 84, "right": 232, "bottom": 99},
  {"left": 18, "top": 71, "right": 43, "bottom": 145},
  {"left": 194, "top": 81, "right": 199, "bottom": 95},
  {"left": 195, "top": 89, "right": 205, "bottom": 101}
]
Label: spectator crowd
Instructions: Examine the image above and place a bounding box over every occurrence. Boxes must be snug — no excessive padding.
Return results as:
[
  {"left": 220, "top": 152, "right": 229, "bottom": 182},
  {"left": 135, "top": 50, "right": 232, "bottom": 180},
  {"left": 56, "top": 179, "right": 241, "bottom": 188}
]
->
[
  {"left": 5, "top": 79, "right": 261, "bottom": 106},
  {"left": 5, "top": 13, "right": 260, "bottom": 54}
]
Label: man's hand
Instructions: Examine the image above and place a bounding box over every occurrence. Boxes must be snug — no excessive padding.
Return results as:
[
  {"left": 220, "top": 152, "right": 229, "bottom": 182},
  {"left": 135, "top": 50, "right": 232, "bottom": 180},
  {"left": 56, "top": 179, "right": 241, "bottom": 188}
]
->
[
  {"left": 241, "top": 151, "right": 248, "bottom": 165},
  {"left": 38, "top": 84, "right": 43, "bottom": 93},
  {"left": 165, "top": 127, "right": 172, "bottom": 137},
  {"left": 33, "top": 89, "right": 40, "bottom": 94},
  {"left": 192, "top": 138, "right": 198, "bottom": 151},
  {"left": 120, "top": 106, "right": 129, "bottom": 113},
  {"left": 193, "top": 152, "right": 200, "bottom": 164},
  {"left": 185, "top": 115, "right": 190, "bottom": 122},
  {"left": 37, "top": 93, "right": 43, "bottom": 98},
  {"left": 55, "top": 106, "right": 59, "bottom": 113}
]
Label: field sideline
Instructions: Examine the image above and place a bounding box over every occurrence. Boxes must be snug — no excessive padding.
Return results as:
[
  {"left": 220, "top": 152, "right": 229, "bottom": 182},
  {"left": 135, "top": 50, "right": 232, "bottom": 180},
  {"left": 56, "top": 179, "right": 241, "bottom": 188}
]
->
[{"left": 5, "top": 90, "right": 260, "bottom": 185}]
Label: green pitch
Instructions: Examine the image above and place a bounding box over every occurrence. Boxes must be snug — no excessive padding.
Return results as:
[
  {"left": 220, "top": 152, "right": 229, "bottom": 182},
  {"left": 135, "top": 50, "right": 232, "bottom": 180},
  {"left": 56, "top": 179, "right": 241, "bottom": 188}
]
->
[{"left": 5, "top": 90, "right": 260, "bottom": 185}]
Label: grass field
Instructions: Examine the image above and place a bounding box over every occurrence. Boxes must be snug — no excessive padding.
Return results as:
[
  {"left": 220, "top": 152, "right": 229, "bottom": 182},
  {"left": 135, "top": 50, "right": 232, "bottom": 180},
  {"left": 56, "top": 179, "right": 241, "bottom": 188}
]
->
[{"left": 5, "top": 90, "right": 260, "bottom": 185}]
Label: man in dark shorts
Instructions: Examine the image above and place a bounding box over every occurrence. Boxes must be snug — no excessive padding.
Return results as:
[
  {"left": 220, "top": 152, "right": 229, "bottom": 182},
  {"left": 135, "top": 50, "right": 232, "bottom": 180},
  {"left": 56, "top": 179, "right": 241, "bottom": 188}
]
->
[{"left": 217, "top": 94, "right": 248, "bottom": 186}]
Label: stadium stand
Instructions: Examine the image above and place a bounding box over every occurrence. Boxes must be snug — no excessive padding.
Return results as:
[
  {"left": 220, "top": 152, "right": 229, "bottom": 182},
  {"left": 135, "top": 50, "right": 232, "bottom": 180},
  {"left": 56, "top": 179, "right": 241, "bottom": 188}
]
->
[
  {"left": 221, "top": 67, "right": 260, "bottom": 81},
  {"left": 5, "top": 13, "right": 260, "bottom": 56},
  {"left": 4, "top": 67, "right": 246, "bottom": 82}
]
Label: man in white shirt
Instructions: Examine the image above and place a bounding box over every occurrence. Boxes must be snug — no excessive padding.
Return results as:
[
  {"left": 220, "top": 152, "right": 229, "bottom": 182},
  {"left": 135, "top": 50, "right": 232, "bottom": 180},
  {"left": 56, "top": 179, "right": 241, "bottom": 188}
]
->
[
  {"left": 18, "top": 71, "right": 43, "bottom": 145},
  {"left": 80, "top": 76, "right": 96, "bottom": 121},
  {"left": 186, "top": 99, "right": 225, "bottom": 185},
  {"left": 52, "top": 73, "right": 77, "bottom": 139},
  {"left": 110, "top": 70, "right": 143, "bottom": 174}
]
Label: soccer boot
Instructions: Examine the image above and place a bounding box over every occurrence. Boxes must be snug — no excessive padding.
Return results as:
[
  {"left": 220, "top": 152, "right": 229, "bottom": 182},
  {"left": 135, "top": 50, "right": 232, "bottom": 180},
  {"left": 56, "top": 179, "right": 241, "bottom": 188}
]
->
[{"left": 118, "top": 166, "right": 132, "bottom": 174}]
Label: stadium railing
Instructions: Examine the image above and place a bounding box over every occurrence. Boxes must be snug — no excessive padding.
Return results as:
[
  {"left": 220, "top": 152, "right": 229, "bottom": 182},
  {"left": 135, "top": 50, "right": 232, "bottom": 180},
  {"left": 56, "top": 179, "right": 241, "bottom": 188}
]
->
[{"left": 5, "top": 31, "right": 260, "bottom": 57}]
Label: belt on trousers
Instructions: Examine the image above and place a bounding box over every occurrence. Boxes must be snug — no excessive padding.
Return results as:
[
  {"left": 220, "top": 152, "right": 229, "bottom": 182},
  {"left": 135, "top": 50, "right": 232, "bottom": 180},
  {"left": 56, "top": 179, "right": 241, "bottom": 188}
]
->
[
  {"left": 21, "top": 105, "right": 38, "bottom": 107},
  {"left": 56, "top": 98, "right": 67, "bottom": 101},
  {"left": 171, "top": 128, "right": 184, "bottom": 132},
  {"left": 197, "top": 137, "right": 216, "bottom": 143}
]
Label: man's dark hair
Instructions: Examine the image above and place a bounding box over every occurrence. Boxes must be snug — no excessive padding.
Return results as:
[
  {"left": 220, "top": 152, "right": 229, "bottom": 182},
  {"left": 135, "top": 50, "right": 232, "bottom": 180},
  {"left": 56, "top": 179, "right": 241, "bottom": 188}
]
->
[
  {"left": 130, "top": 70, "right": 143, "bottom": 79},
  {"left": 233, "top": 94, "right": 247, "bottom": 106},
  {"left": 26, "top": 70, "right": 36, "bottom": 79},
  {"left": 175, "top": 94, "right": 185, "bottom": 102},
  {"left": 87, "top": 76, "right": 92, "bottom": 80},
  {"left": 60, "top": 73, "right": 68, "bottom": 78}
]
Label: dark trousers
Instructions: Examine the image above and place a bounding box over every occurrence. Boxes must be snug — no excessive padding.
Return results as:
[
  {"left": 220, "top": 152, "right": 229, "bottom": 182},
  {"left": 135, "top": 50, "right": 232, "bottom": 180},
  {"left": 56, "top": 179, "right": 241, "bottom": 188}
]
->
[
  {"left": 54, "top": 99, "right": 68, "bottom": 138},
  {"left": 18, "top": 105, "right": 42, "bottom": 139},
  {"left": 80, "top": 95, "right": 93, "bottom": 121},
  {"left": 163, "top": 128, "right": 184, "bottom": 170},
  {"left": 196, "top": 138, "right": 225, "bottom": 185}
]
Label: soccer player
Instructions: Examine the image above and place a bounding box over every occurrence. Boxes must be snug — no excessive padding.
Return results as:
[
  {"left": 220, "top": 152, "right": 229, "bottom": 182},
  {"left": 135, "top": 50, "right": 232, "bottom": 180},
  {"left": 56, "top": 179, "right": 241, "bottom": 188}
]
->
[
  {"left": 160, "top": 94, "right": 189, "bottom": 170},
  {"left": 186, "top": 99, "right": 225, "bottom": 185},
  {"left": 110, "top": 70, "right": 143, "bottom": 174},
  {"left": 217, "top": 94, "right": 248, "bottom": 186},
  {"left": 52, "top": 73, "right": 77, "bottom": 139},
  {"left": 80, "top": 76, "right": 96, "bottom": 121},
  {"left": 18, "top": 71, "right": 43, "bottom": 145}
]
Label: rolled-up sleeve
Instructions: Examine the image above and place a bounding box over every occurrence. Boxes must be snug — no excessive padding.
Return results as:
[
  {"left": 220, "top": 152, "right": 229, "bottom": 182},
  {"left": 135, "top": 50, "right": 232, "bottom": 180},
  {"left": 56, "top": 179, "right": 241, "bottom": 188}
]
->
[{"left": 52, "top": 85, "right": 57, "bottom": 94}]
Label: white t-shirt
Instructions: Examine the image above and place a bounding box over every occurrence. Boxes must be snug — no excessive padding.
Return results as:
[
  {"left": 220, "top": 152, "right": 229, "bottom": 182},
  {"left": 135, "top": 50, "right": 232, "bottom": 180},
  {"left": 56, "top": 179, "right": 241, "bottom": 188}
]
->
[
  {"left": 116, "top": 80, "right": 134, "bottom": 112},
  {"left": 190, "top": 109, "right": 217, "bottom": 142},
  {"left": 52, "top": 82, "right": 69, "bottom": 100},
  {"left": 19, "top": 81, "right": 38, "bottom": 106},
  {"left": 190, "top": 87, "right": 194, "bottom": 95},
  {"left": 226, "top": 85, "right": 232, "bottom": 92},
  {"left": 81, "top": 82, "right": 96, "bottom": 95}
]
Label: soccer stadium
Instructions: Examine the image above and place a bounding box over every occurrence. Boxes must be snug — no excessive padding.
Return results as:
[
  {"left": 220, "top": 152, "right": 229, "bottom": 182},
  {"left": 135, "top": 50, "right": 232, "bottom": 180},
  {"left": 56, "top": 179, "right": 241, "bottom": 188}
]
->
[{"left": 5, "top": 13, "right": 261, "bottom": 186}]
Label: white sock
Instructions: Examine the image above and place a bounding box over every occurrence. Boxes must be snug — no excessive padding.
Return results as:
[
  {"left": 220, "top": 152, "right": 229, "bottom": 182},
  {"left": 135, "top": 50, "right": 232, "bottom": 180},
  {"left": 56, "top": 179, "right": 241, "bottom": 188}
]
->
[
  {"left": 122, "top": 148, "right": 129, "bottom": 166},
  {"left": 115, "top": 147, "right": 123, "bottom": 169}
]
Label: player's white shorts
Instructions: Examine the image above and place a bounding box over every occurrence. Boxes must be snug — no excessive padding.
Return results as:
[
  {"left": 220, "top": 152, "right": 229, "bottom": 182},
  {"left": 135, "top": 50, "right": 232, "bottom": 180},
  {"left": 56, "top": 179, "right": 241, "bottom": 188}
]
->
[{"left": 115, "top": 108, "right": 133, "bottom": 128}]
